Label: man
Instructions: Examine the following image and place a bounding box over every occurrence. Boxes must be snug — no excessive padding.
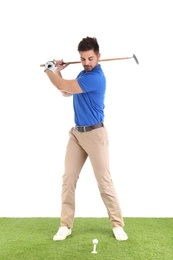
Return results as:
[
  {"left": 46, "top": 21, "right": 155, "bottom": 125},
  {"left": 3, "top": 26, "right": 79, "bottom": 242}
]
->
[{"left": 44, "top": 36, "right": 128, "bottom": 241}]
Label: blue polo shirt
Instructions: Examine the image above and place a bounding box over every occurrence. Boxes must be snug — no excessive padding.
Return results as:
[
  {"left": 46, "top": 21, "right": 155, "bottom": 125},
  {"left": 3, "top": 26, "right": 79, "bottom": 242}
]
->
[{"left": 74, "top": 64, "right": 106, "bottom": 126}]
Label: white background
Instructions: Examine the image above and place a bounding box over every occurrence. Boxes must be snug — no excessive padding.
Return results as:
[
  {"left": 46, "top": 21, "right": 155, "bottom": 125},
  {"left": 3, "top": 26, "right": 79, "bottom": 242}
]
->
[{"left": 0, "top": 0, "right": 172, "bottom": 218}]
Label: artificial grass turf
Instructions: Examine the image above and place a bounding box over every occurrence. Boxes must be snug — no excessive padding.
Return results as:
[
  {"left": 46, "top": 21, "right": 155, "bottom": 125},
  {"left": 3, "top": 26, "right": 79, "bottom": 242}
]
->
[{"left": 0, "top": 218, "right": 172, "bottom": 260}]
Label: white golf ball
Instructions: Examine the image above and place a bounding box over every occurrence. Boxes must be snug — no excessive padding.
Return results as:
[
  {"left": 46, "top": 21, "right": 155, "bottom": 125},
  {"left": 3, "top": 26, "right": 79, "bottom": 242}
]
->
[{"left": 93, "top": 239, "right": 98, "bottom": 244}]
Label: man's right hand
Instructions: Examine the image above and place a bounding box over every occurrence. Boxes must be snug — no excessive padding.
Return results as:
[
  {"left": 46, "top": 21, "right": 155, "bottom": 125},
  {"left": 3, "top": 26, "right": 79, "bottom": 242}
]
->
[{"left": 53, "top": 59, "right": 70, "bottom": 71}]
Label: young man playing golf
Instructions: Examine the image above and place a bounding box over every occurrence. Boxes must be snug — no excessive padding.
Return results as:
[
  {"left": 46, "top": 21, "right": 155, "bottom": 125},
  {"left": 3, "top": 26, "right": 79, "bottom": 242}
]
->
[{"left": 44, "top": 36, "right": 128, "bottom": 241}]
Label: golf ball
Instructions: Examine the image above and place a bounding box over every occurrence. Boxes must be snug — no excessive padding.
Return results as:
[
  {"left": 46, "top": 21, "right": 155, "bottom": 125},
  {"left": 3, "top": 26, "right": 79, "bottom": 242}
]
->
[{"left": 93, "top": 239, "right": 98, "bottom": 244}]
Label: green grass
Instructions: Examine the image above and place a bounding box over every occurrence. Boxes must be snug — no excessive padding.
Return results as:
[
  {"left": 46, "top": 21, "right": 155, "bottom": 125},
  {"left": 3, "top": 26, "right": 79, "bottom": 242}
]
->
[{"left": 0, "top": 218, "right": 172, "bottom": 260}]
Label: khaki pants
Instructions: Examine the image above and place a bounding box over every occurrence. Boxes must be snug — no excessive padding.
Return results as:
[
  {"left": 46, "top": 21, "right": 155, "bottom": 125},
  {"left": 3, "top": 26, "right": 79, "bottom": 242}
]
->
[{"left": 60, "top": 126, "right": 124, "bottom": 229}]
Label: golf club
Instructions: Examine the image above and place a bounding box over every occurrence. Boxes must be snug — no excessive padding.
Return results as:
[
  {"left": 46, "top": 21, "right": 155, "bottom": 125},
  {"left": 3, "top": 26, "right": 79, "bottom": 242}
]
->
[{"left": 40, "top": 54, "right": 139, "bottom": 67}]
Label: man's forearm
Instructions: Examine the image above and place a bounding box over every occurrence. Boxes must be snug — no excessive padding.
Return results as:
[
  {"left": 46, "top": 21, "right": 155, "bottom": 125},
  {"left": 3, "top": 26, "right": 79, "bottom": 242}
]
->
[
  {"left": 53, "top": 70, "right": 72, "bottom": 96},
  {"left": 45, "top": 70, "right": 82, "bottom": 94},
  {"left": 45, "top": 70, "right": 65, "bottom": 90},
  {"left": 60, "top": 91, "right": 73, "bottom": 97},
  {"left": 54, "top": 70, "right": 62, "bottom": 78}
]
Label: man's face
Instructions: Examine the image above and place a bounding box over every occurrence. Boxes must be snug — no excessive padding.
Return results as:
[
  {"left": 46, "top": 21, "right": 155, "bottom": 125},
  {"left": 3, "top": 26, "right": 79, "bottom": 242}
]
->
[{"left": 79, "top": 50, "right": 100, "bottom": 72}]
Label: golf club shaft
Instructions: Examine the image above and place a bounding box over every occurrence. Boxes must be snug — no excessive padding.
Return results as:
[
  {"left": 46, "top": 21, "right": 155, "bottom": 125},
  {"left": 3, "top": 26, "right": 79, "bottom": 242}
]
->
[{"left": 40, "top": 54, "right": 139, "bottom": 67}]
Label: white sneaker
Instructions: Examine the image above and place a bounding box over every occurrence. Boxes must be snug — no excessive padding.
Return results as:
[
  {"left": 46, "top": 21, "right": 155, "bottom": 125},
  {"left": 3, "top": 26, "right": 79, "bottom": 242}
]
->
[
  {"left": 53, "top": 226, "right": 72, "bottom": 241},
  {"left": 113, "top": 227, "right": 128, "bottom": 241}
]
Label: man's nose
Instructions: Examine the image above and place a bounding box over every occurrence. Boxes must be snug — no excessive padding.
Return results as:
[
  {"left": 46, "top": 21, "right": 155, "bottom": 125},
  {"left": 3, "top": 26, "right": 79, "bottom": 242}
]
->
[{"left": 84, "top": 59, "right": 89, "bottom": 65}]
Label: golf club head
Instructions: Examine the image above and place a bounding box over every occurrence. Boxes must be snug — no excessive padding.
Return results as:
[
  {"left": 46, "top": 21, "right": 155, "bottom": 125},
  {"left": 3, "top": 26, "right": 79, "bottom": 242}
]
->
[{"left": 133, "top": 54, "right": 139, "bottom": 65}]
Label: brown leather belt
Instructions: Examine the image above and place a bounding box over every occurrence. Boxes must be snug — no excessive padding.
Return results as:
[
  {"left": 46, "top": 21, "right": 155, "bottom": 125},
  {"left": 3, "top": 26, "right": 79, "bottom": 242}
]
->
[{"left": 75, "top": 122, "right": 104, "bottom": 132}]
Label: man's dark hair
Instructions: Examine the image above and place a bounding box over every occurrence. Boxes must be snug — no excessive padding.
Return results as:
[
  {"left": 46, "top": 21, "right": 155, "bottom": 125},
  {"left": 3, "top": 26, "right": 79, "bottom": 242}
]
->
[{"left": 78, "top": 37, "right": 99, "bottom": 54}]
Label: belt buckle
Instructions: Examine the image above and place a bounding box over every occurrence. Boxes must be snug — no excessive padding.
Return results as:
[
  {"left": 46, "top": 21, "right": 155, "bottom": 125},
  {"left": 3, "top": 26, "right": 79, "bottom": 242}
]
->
[{"left": 83, "top": 126, "right": 86, "bottom": 132}]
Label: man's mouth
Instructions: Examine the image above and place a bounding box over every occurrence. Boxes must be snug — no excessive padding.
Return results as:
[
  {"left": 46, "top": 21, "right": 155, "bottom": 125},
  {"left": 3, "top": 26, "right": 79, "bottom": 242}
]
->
[{"left": 84, "top": 65, "right": 92, "bottom": 70}]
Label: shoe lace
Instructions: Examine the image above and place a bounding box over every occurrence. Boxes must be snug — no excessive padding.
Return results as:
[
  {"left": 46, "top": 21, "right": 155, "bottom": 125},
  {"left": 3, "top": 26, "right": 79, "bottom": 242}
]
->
[
  {"left": 57, "top": 227, "right": 67, "bottom": 235},
  {"left": 116, "top": 227, "right": 125, "bottom": 235}
]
